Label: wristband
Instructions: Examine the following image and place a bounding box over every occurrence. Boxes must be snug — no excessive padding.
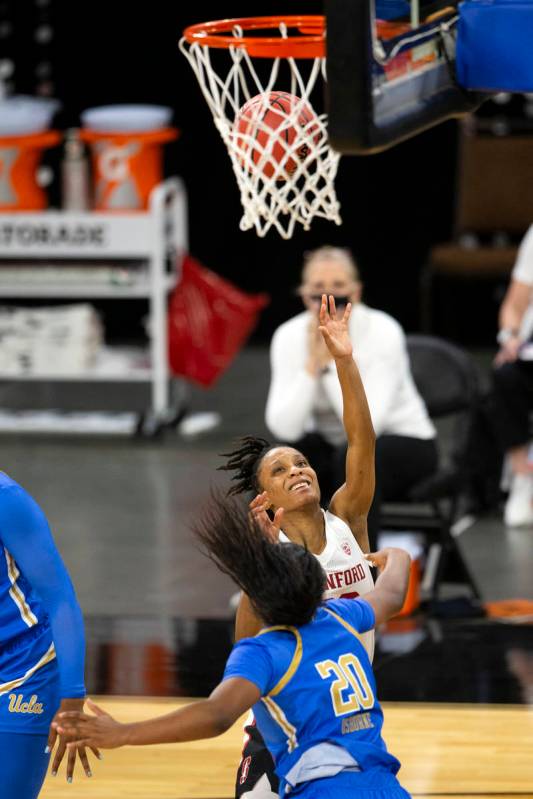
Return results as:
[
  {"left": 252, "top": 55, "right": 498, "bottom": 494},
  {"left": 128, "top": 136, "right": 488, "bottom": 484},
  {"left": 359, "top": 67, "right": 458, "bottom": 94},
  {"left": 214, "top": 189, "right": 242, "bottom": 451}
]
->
[{"left": 497, "top": 328, "right": 520, "bottom": 345}]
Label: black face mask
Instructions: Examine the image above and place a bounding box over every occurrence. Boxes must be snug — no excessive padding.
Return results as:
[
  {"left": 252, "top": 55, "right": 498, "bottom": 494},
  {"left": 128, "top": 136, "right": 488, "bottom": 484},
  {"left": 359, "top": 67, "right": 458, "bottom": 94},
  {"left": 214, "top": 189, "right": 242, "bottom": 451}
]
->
[{"left": 308, "top": 294, "right": 351, "bottom": 308}]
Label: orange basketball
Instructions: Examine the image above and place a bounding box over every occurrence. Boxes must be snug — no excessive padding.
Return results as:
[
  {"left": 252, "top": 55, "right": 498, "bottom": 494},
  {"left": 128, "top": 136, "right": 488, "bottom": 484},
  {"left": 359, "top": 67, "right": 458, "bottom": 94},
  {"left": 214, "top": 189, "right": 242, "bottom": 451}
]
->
[{"left": 234, "top": 91, "right": 319, "bottom": 180}]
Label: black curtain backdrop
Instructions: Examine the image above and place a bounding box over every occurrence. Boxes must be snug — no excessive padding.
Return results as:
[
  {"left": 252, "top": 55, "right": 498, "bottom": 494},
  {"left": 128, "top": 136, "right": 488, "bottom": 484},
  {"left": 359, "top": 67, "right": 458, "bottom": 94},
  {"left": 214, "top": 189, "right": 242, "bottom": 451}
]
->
[{"left": 19, "top": 0, "right": 461, "bottom": 342}]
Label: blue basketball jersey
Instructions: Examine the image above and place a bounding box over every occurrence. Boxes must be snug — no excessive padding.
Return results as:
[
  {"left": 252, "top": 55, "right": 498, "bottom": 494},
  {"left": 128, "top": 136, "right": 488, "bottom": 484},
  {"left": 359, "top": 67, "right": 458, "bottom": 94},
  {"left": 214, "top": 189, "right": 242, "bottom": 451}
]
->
[{"left": 224, "top": 598, "right": 400, "bottom": 792}]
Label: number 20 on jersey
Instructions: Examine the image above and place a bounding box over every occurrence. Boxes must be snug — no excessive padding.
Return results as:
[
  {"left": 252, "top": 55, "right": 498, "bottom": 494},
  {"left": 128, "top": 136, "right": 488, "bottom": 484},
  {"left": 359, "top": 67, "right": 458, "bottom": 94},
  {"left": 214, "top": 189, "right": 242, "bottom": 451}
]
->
[{"left": 315, "top": 653, "right": 375, "bottom": 716}]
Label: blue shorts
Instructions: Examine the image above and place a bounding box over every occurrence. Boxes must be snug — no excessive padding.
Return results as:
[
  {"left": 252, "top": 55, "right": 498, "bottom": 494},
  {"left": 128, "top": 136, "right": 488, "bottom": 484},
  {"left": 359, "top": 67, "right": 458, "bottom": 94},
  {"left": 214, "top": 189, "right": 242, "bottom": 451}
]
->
[
  {"left": 284, "top": 768, "right": 411, "bottom": 799},
  {"left": 0, "top": 624, "right": 61, "bottom": 735}
]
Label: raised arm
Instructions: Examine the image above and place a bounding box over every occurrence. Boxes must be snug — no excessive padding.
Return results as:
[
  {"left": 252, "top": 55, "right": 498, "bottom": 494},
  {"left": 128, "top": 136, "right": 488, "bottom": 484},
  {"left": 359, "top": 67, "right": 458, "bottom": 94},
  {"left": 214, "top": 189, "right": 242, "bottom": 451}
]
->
[
  {"left": 235, "top": 491, "right": 284, "bottom": 641},
  {"left": 319, "top": 296, "right": 375, "bottom": 543},
  {"left": 362, "top": 547, "right": 411, "bottom": 625}
]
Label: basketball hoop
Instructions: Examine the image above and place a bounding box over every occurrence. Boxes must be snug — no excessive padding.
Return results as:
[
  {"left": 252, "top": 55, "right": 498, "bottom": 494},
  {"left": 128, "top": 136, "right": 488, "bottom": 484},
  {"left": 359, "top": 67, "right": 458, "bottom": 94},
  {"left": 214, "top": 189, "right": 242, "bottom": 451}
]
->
[{"left": 179, "top": 16, "right": 341, "bottom": 239}]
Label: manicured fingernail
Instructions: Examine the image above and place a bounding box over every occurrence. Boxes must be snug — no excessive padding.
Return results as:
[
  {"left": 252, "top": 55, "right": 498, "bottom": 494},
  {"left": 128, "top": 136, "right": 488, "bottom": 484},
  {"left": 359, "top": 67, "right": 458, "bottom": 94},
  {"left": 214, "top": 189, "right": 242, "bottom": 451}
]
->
[
  {"left": 51, "top": 771, "right": 57, "bottom": 777},
  {"left": 87, "top": 771, "right": 92, "bottom": 778},
  {"left": 97, "top": 753, "right": 104, "bottom": 760},
  {"left": 44, "top": 745, "right": 51, "bottom": 754},
  {"left": 67, "top": 777, "right": 72, "bottom": 783}
]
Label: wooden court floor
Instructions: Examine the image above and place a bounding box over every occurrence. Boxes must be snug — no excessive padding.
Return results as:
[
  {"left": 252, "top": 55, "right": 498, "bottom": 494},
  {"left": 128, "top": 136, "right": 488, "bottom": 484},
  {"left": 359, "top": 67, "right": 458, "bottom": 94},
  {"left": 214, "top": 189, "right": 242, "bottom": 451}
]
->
[{"left": 41, "top": 698, "right": 533, "bottom": 799}]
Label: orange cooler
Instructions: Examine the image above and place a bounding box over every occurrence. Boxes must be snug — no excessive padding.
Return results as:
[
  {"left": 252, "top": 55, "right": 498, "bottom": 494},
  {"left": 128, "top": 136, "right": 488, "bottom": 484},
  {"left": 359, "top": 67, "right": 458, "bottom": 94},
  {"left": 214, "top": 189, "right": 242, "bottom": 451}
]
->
[
  {"left": 80, "top": 127, "right": 178, "bottom": 211},
  {"left": 0, "top": 131, "right": 60, "bottom": 211}
]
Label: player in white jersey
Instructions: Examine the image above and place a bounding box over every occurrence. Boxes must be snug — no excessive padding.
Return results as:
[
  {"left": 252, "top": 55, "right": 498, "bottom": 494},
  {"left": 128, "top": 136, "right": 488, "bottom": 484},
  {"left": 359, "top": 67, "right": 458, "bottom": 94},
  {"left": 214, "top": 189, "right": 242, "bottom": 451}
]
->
[
  {"left": 219, "top": 296, "right": 377, "bottom": 798},
  {"left": 280, "top": 508, "right": 375, "bottom": 658}
]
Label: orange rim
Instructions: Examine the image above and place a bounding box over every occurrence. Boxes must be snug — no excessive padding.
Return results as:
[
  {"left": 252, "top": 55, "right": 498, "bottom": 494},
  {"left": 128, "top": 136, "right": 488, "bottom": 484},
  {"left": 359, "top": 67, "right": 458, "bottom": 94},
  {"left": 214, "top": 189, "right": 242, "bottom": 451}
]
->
[
  {"left": 0, "top": 130, "right": 61, "bottom": 147},
  {"left": 182, "top": 15, "right": 325, "bottom": 59},
  {"left": 79, "top": 127, "right": 179, "bottom": 144}
]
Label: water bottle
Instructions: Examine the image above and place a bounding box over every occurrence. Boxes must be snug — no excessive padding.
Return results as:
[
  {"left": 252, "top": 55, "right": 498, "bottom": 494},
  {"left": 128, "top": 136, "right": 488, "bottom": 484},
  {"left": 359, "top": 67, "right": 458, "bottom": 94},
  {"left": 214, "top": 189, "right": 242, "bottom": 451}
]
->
[{"left": 61, "top": 128, "right": 90, "bottom": 211}]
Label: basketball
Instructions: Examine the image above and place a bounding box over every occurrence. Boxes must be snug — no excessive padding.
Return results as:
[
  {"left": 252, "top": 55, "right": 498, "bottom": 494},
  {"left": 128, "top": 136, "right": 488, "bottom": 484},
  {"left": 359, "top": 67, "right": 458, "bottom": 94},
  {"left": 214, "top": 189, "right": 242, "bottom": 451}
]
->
[{"left": 234, "top": 91, "right": 319, "bottom": 180}]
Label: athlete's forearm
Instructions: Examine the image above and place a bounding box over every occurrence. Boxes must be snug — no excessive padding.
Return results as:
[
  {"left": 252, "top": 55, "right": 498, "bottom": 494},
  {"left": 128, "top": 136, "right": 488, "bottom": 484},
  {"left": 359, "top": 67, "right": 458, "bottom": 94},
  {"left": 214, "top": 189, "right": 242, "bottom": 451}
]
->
[
  {"left": 374, "top": 548, "right": 410, "bottom": 609},
  {"left": 120, "top": 699, "right": 233, "bottom": 746},
  {"left": 334, "top": 354, "right": 375, "bottom": 446}
]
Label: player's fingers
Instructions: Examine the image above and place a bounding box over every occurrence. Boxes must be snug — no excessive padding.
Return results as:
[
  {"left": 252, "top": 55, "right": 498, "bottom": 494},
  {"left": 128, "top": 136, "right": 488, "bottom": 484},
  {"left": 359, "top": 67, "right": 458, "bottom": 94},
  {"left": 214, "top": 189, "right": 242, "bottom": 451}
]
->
[
  {"left": 250, "top": 499, "right": 268, "bottom": 511},
  {"left": 67, "top": 738, "right": 92, "bottom": 749},
  {"left": 59, "top": 711, "right": 91, "bottom": 720},
  {"left": 249, "top": 492, "right": 268, "bottom": 510},
  {"left": 248, "top": 493, "right": 262, "bottom": 509},
  {"left": 342, "top": 302, "right": 352, "bottom": 322},
  {"left": 250, "top": 507, "right": 268, "bottom": 524},
  {"left": 46, "top": 725, "right": 57, "bottom": 754},
  {"left": 90, "top": 746, "right": 103, "bottom": 760},
  {"left": 67, "top": 746, "right": 78, "bottom": 782},
  {"left": 77, "top": 746, "right": 92, "bottom": 778},
  {"left": 66, "top": 745, "right": 76, "bottom": 782},
  {"left": 273, "top": 507, "right": 284, "bottom": 530},
  {"left": 364, "top": 551, "right": 385, "bottom": 569},
  {"left": 51, "top": 738, "right": 66, "bottom": 776},
  {"left": 86, "top": 699, "right": 109, "bottom": 717},
  {"left": 319, "top": 294, "right": 328, "bottom": 324},
  {"left": 328, "top": 294, "right": 336, "bottom": 317}
]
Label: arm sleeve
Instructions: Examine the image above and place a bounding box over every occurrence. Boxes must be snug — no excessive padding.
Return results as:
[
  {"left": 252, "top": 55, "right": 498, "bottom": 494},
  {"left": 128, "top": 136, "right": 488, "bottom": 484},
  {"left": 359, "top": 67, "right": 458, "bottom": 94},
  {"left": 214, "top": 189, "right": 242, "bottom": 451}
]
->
[
  {"left": 0, "top": 485, "right": 86, "bottom": 698},
  {"left": 330, "top": 597, "right": 376, "bottom": 634},
  {"left": 223, "top": 638, "right": 274, "bottom": 696},
  {"left": 265, "top": 325, "right": 318, "bottom": 441},
  {"left": 513, "top": 226, "right": 533, "bottom": 286}
]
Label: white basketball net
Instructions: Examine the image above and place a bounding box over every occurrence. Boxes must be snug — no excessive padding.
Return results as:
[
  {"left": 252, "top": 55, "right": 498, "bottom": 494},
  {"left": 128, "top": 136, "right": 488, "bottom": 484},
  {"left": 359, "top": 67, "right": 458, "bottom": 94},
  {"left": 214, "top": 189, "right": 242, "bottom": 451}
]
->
[{"left": 179, "top": 24, "right": 342, "bottom": 239}]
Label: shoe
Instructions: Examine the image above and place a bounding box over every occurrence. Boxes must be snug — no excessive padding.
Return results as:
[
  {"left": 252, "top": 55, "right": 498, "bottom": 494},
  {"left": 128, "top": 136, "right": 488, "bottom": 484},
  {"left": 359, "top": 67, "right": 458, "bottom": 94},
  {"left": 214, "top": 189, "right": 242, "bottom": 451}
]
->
[{"left": 504, "top": 474, "right": 533, "bottom": 527}]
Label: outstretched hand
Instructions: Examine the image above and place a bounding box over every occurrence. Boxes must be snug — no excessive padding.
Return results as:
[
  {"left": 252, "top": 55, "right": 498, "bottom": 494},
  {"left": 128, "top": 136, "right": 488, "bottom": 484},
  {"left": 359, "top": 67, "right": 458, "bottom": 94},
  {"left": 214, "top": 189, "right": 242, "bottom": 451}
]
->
[
  {"left": 249, "top": 491, "right": 283, "bottom": 544},
  {"left": 47, "top": 697, "right": 101, "bottom": 781},
  {"left": 364, "top": 547, "right": 409, "bottom": 573},
  {"left": 55, "top": 699, "right": 126, "bottom": 750},
  {"left": 318, "top": 295, "right": 353, "bottom": 359}
]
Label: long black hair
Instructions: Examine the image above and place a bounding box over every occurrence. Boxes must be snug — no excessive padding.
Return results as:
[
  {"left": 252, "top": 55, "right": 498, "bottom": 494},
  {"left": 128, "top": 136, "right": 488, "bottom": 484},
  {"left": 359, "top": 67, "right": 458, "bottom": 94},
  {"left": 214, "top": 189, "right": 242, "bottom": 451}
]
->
[
  {"left": 192, "top": 491, "right": 326, "bottom": 627},
  {"left": 218, "top": 436, "right": 275, "bottom": 496}
]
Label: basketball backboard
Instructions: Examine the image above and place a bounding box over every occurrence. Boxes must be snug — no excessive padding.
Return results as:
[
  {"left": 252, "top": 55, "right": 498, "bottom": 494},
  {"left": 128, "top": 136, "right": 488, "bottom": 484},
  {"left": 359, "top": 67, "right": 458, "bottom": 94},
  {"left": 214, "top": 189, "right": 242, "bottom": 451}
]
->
[{"left": 325, "top": 0, "right": 483, "bottom": 154}]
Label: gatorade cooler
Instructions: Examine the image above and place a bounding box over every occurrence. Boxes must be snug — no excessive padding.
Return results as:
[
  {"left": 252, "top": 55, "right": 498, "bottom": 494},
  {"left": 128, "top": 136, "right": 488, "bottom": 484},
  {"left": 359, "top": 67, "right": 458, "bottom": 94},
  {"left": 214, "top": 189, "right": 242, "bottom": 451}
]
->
[
  {"left": 0, "top": 96, "right": 60, "bottom": 211},
  {"left": 80, "top": 105, "right": 178, "bottom": 211}
]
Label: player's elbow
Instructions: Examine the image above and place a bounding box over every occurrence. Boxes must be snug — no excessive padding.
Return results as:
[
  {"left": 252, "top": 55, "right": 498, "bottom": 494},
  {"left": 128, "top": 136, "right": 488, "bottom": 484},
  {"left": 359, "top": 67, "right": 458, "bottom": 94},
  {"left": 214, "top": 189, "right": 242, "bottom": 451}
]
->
[{"left": 205, "top": 699, "right": 236, "bottom": 736}]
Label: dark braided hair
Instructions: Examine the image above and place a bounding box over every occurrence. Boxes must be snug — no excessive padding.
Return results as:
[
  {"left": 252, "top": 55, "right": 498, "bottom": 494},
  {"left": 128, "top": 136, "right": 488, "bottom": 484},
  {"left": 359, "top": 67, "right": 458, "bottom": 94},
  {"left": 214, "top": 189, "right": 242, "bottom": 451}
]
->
[
  {"left": 192, "top": 490, "right": 326, "bottom": 627},
  {"left": 218, "top": 436, "right": 275, "bottom": 496}
]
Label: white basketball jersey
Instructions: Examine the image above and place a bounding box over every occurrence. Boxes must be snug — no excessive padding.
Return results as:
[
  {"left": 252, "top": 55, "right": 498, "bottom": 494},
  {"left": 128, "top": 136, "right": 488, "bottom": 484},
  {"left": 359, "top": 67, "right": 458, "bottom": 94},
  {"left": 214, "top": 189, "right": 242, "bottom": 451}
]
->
[{"left": 279, "top": 509, "right": 375, "bottom": 660}]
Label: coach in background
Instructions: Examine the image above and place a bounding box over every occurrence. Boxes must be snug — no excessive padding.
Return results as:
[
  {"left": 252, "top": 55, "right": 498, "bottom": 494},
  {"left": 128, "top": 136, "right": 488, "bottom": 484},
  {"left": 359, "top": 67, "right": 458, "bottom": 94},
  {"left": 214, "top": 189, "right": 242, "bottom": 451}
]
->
[
  {"left": 491, "top": 226, "right": 533, "bottom": 527},
  {"left": 265, "top": 246, "right": 437, "bottom": 549}
]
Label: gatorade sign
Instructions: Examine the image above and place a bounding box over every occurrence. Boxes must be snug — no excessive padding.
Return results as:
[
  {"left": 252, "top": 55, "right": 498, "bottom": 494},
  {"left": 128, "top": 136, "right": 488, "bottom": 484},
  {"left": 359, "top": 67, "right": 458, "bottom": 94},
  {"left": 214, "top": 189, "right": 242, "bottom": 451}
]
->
[
  {"left": 0, "top": 222, "right": 106, "bottom": 248},
  {"left": 0, "top": 212, "right": 156, "bottom": 257}
]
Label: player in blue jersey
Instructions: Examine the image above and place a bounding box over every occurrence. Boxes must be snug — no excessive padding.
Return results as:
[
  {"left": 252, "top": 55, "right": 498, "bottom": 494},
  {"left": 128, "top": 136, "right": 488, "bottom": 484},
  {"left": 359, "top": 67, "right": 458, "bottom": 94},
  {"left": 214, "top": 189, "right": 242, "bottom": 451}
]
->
[
  {"left": 0, "top": 473, "right": 96, "bottom": 798},
  {"left": 55, "top": 491, "right": 412, "bottom": 799}
]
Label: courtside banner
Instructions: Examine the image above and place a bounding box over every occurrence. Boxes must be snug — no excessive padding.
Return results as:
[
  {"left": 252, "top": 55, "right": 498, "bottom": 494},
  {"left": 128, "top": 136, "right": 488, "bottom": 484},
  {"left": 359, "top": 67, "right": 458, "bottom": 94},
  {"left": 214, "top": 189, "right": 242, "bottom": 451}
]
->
[{"left": 456, "top": 0, "right": 533, "bottom": 92}]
